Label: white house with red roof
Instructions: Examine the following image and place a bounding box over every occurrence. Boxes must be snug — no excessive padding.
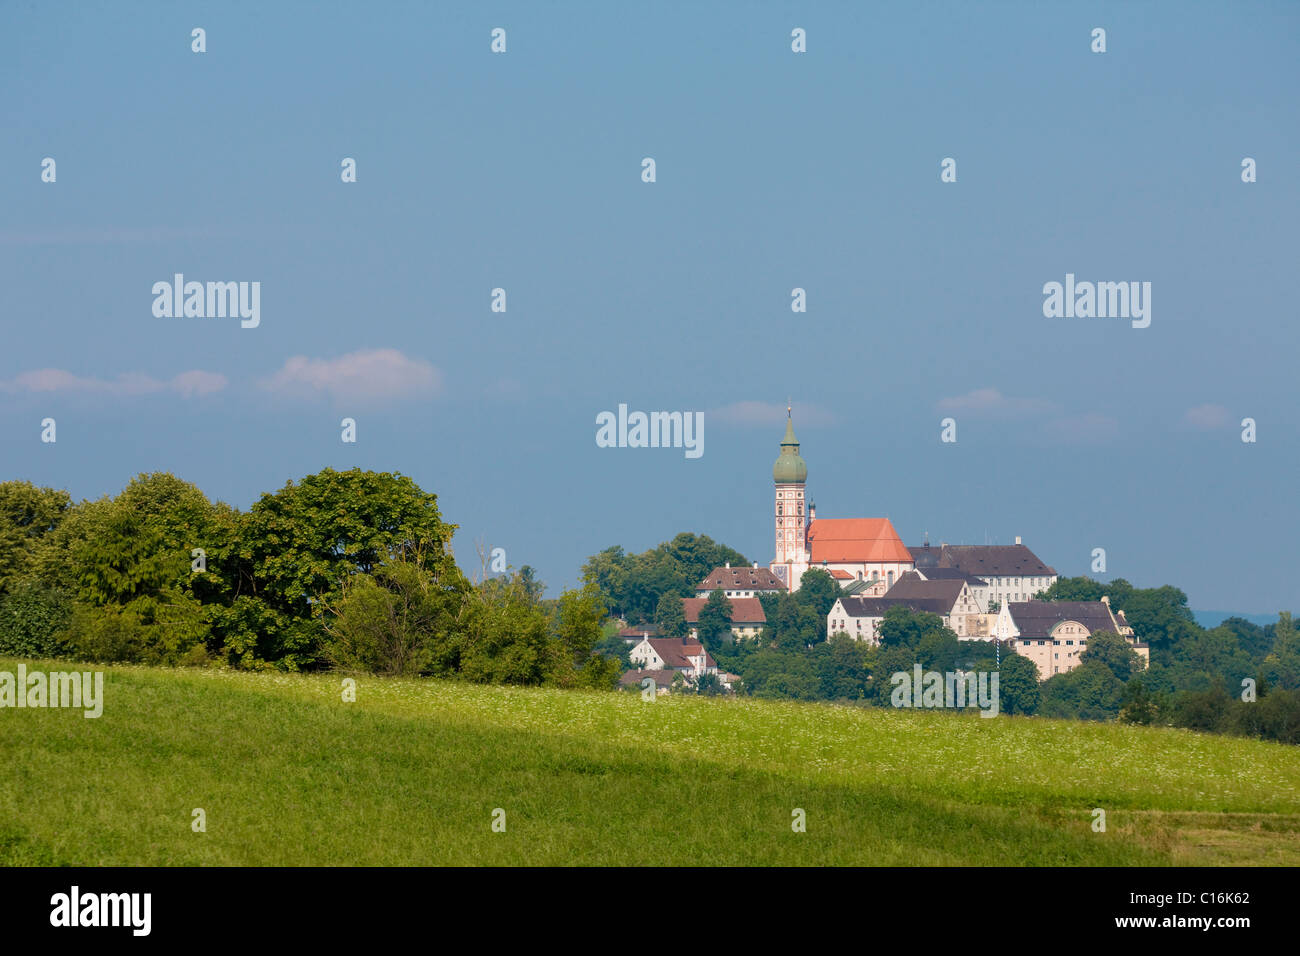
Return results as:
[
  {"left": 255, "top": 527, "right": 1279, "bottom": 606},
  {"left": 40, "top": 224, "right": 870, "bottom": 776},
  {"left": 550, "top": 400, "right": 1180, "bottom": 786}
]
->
[{"left": 629, "top": 637, "right": 718, "bottom": 680}]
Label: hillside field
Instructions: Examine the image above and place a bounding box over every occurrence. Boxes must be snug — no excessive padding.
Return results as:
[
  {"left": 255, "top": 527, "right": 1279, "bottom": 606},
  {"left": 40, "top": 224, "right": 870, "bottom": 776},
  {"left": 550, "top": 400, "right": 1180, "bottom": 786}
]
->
[{"left": 2, "top": 658, "right": 1298, "bottom": 866}]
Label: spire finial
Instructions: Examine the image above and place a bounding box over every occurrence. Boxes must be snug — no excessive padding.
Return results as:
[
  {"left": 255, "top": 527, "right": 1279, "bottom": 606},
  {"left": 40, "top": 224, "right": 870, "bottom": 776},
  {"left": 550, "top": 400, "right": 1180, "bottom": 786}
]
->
[{"left": 786, "top": 397, "right": 792, "bottom": 418}]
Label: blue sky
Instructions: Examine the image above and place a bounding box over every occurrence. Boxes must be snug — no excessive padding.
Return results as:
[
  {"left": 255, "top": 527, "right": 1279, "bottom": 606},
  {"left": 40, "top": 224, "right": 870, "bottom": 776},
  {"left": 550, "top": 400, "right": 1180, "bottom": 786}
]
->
[{"left": 1, "top": 2, "right": 1297, "bottom": 613}]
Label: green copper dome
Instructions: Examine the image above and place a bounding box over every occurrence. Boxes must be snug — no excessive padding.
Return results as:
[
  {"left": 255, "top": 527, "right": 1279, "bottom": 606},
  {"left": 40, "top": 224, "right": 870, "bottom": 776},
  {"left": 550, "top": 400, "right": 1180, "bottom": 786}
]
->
[{"left": 772, "top": 413, "right": 807, "bottom": 484}]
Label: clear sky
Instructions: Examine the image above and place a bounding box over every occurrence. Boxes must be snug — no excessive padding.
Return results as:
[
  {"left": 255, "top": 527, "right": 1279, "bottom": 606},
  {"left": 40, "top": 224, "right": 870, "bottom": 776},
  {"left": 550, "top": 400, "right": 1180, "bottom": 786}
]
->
[{"left": 2, "top": 2, "right": 1297, "bottom": 613}]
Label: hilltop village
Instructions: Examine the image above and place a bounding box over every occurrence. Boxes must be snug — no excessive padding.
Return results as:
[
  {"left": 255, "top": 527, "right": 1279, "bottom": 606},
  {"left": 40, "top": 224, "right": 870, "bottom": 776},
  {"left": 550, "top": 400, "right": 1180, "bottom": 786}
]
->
[{"left": 618, "top": 410, "right": 1149, "bottom": 694}]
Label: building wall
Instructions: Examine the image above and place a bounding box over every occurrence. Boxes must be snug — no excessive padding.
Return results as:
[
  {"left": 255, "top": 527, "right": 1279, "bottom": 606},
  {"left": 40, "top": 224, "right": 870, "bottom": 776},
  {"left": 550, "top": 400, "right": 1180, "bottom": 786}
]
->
[
  {"left": 1011, "top": 621, "right": 1150, "bottom": 679},
  {"left": 981, "top": 574, "right": 1058, "bottom": 607},
  {"left": 629, "top": 640, "right": 664, "bottom": 670},
  {"left": 826, "top": 599, "right": 958, "bottom": 645}
]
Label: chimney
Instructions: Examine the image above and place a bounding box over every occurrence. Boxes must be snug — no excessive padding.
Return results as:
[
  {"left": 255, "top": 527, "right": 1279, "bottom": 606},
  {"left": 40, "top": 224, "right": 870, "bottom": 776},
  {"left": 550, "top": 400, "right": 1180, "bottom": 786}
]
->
[
  {"left": 1015, "top": 536, "right": 1022, "bottom": 545},
  {"left": 725, "top": 562, "right": 730, "bottom": 569},
  {"left": 753, "top": 562, "right": 758, "bottom": 569}
]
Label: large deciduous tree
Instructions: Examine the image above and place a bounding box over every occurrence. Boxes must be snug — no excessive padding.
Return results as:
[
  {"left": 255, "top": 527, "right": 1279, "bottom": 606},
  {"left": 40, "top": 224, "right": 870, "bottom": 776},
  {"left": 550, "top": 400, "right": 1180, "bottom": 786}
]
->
[
  {"left": 0, "top": 481, "right": 71, "bottom": 597},
  {"left": 214, "top": 467, "right": 458, "bottom": 669}
]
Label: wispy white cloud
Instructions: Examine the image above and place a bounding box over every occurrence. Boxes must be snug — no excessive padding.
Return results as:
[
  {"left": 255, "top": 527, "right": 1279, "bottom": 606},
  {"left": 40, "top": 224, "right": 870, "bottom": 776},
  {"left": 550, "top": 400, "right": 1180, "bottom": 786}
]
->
[
  {"left": 259, "top": 349, "right": 441, "bottom": 405},
  {"left": 1183, "top": 403, "right": 1230, "bottom": 429},
  {"left": 0, "top": 368, "right": 227, "bottom": 397},
  {"left": 710, "top": 401, "right": 834, "bottom": 427}
]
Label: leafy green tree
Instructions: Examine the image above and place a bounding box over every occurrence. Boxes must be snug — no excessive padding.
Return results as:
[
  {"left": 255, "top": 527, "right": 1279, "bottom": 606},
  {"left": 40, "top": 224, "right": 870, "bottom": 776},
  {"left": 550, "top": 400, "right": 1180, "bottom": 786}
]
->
[
  {"left": 1080, "top": 631, "right": 1144, "bottom": 682},
  {"left": 1119, "top": 677, "right": 1156, "bottom": 725},
  {"left": 573, "top": 651, "right": 622, "bottom": 690},
  {"left": 996, "top": 651, "right": 1041, "bottom": 715},
  {"left": 812, "top": 633, "right": 873, "bottom": 700},
  {"left": 592, "top": 633, "right": 633, "bottom": 669},
  {"left": 871, "top": 646, "right": 916, "bottom": 706},
  {"left": 876, "top": 607, "right": 947, "bottom": 651},
  {"left": 0, "top": 580, "right": 71, "bottom": 658},
  {"left": 579, "top": 533, "right": 748, "bottom": 623},
  {"left": 25, "top": 474, "right": 223, "bottom": 665},
  {"left": 0, "top": 482, "right": 71, "bottom": 597},
  {"left": 760, "top": 591, "right": 823, "bottom": 650},
  {"left": 1039, "top": 662, "right": 1125, "bottom": 720},
  {"left": 59, "top": 603, "right": 154, "bottom": 664},
  {"left": 697, "top": 588, "right": 733, "bottom": 654},
  {"left": 915, "top": 629, "right": 960, "bottom": 672},
  {"left": 692, "top": 672, "right": 724, "bottom": 696},
  {"left": 1263, "top": 612, "right": 1300, "bottom": 690},
  {"left": 1168, "top": 685, "right": 1232, "bottom": 733},
  {"left": 456, "top": 572, "right": 562, "bottom": 686},
  {"left": 1039, "top": 577, "right": 1106, "bottom": 603},
  {"left": 1144, "top": 625, "right": 1256, "bottom": 697},
  {"left": 320, "top": 552, "right": 466, "bottom": 676},
  {"left": 217, "top": 467, "right": 458, "bottom": 669},
  {"left": 1218, "top": 616, "right": 1272, "bottom": 661},
  {"left": 739, "top": 648, "right": 819, "bottom": 700},
  {"left": 580, "top": 546, "right": 630, "bottom": 615},
  {"left": 796, "top": 568, "right": 841, "bottom": 618},
  {"left": 654, "top": 591, "right": 688, "bottom": 638},
  {"left": 554, "top": 582, "right": 609, "bottom": 666},
  {"left": 1251, "top": 689, "right": 1300, "bottom": 744},
  {"left": 516, "top": 566, "right": 545, "bottom": 602},
  {"left": 1041, "top": 577, "right": 1198, "bottom": 653}
]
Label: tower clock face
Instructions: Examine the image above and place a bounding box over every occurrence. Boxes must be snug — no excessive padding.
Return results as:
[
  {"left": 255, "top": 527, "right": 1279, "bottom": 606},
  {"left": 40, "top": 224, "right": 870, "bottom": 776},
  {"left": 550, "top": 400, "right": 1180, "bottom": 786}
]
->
[{"left": 773, "top": 566, "right": 788, "bottom": 582}]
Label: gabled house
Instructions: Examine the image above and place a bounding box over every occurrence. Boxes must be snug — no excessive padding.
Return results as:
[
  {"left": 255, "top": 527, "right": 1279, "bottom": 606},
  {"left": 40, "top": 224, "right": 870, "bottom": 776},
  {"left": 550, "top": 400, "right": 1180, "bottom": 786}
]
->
[
  {"left": 629, "top": 636, "right": 718, "bottom": 681},
  {"left": 825, "top": 571, "right": 985, "bottom": 642},
  {"left": 695, "top": 564, "right": 787, "bottom": 599},
  {"left": 992, "top": 596, "right": 1148, "bottom": 679}
]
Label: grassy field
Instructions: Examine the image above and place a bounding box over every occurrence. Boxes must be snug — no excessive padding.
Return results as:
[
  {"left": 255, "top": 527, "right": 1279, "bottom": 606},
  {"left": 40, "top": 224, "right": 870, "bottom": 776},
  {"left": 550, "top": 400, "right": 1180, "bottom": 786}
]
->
[{"left": 2, "top": 657, "right": 1298, "bottom": 866}]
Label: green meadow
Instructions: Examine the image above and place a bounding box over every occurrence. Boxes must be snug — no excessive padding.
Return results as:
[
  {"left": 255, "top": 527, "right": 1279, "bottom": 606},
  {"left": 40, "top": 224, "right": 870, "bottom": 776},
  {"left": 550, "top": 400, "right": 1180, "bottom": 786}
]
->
[{"left": 2, "top": 658, "right": 1298, "bottom": 866}]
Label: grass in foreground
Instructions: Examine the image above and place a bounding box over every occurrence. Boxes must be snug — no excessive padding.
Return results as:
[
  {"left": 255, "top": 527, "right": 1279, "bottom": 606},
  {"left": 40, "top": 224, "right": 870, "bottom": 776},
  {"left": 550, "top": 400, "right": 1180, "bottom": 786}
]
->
[{"left": 2, "top": 658, "right": 1298, "bottom": 865}]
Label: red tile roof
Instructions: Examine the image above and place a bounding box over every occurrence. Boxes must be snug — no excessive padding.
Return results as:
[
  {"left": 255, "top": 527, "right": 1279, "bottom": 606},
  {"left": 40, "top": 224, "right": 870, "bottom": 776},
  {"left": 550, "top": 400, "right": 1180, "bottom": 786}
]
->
[
  {"left": 696, "top": 565, "right": 787, "bottom": 592},
  {"left": 681, "top": 596, "right": 767, "bottom": 625},
  {"left": 617, "top": 624, "right": 662, "bottom": 638},
  {"left": 807, "top": 518, "right": 912, "bottom": 564}
]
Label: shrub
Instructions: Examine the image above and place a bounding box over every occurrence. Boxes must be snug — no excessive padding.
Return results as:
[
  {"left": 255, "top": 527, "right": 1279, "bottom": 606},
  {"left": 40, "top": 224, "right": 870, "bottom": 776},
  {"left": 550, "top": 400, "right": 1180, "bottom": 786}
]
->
[{"left": 0, "top": 580, "right": 72, "bottom": 658}]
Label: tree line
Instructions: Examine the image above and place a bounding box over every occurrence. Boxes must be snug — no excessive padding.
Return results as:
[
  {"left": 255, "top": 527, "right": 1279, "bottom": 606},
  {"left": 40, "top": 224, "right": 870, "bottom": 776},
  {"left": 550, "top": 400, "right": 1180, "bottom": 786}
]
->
[
  {"left": 0, "top": 471, "right": 618, "bottom": 688},
  {"left": 583, "top": 536, "right": 1300, "bottom": 743}
]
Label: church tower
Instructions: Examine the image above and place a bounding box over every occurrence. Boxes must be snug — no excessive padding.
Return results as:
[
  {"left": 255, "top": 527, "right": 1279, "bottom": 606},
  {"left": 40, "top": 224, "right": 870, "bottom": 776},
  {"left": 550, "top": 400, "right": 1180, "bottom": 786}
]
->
[{"left": 770, "top": 406, "right": 809, "bottom": 588}]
